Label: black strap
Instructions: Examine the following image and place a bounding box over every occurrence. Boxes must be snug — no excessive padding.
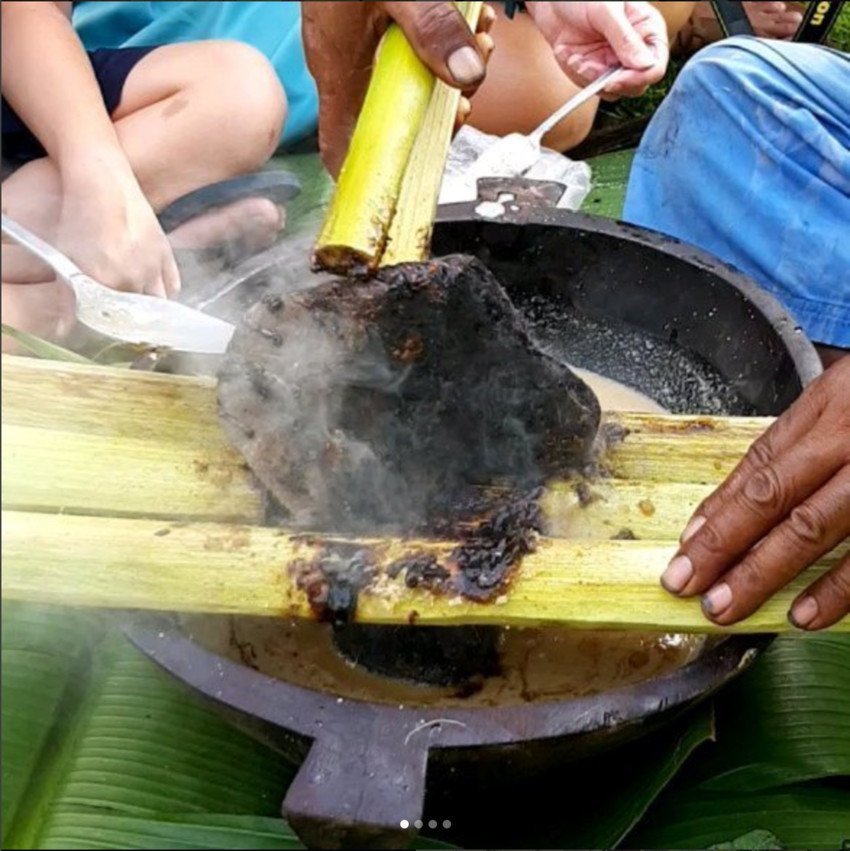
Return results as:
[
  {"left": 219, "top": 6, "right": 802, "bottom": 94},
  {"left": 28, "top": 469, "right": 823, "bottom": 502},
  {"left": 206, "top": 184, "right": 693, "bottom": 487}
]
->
[
  {"left": 504, "top": 1, "right": 526, "bottom": 20},
  {"left": 711, "top": 0, "right": 844, "bottom": 45},
  {"left": 794, "top": 1, "right": 844, "bottom": 44},
  {"left": 709, "top": 1, "right": 756, "bottom": 38}
]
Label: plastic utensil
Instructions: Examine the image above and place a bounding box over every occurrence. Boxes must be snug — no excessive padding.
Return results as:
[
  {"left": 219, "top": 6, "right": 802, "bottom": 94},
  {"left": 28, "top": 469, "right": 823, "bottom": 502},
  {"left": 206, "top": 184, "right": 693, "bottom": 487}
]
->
[
  {"left": 466, "top": 65, "right": 622, "bottom": 181},
  {"left": 1, "top": 214, "right": 235, "bottom": 354}
]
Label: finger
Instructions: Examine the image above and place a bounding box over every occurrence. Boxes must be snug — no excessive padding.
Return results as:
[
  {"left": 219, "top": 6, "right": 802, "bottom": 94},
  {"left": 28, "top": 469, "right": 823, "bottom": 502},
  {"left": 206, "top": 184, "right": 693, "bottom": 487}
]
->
[
  {"left": 162, "top": 246, "right": 181, "bottom": 298},
  {"left": 698, "top": 466, "right": 850, "bottom": 626},
  {"left": 478, "top": 3, "right": 497, "bottom": 34},
  {"left": 145, "top": 273, "right": 168, "bottom": 300},
  {"left": 554, "top": 50, "right": 595, "bottom": 90},
  {"left": 790, "top": 551, "right": 850, "bottom": 631},
  {"left": 476, "top": 31, "right": 495, "bottom": 66},
  {"left": 385, "top": 1, "right": 487, "bottom": 89},
  {"left": 603, "top": 68, "right": 654, "bottom": 98},
  {"left": 454, "top": 96, "right": 472, "bottom": 133},
  {"left": 557, "top": 47, "right": 616, "bottom": 88},
  {"left": 662, "top": 431, "right": 846, "bottom": 597},
  {"left": 596, "top": 2, "right": 656, "bottom": 71},
  {"left": 679, "top": 378, "right": 830, "bottom": 534},
  {"left": 301, "top": 1, "right": 377, "bottom": 176}
]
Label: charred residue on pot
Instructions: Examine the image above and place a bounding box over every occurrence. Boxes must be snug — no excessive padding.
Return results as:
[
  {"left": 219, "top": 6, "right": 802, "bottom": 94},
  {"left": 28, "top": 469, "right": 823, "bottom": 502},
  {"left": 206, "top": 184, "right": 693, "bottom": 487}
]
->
[
  {"left": 447, "top": 487, "right": 543, "bottom": 602},
  {"left": 290, "top": 543, "right": 377, "bottom": 626},
  {"left": 384, "top": 486, "right": 545, "bottom": 604}
]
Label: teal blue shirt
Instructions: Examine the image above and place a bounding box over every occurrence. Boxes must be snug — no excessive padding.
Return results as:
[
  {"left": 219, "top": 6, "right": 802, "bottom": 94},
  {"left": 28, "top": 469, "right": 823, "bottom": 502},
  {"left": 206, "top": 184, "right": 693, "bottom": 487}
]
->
[{"left": 73, "top": 1, "right": 318, "bottom": 148}]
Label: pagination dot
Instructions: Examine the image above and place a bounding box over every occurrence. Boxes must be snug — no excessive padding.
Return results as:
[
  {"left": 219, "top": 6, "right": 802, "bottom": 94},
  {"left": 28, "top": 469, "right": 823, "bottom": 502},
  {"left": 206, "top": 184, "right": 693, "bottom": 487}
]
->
[
  {"left": 428, "top": 820, "right": 438, "bottom": 829},
  {"left": 443, "top": 820, "right": 452, "bottom": 829},
  {"left": 399, "top": 820, "right": 409, "bottom": 830},
  {"left": 414, "top": 820, "right": 423, "bottom": 829}
]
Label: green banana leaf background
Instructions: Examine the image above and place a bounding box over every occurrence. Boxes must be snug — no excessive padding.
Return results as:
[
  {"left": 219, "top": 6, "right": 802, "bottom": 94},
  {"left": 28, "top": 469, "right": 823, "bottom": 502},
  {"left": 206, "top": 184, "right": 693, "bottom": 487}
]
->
[
  {"left": 3, "top": 151, "right": 849, "bottom": 850},
  {"left": 3, "top": 601, "right": 849, "bottom": 850}
]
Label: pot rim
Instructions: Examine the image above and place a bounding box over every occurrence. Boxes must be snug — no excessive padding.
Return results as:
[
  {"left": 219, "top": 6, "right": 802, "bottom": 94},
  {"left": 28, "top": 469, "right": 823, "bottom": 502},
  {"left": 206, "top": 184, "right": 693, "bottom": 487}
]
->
[{"left": 127, "top": 618, "right": 771, "bottom": 749}]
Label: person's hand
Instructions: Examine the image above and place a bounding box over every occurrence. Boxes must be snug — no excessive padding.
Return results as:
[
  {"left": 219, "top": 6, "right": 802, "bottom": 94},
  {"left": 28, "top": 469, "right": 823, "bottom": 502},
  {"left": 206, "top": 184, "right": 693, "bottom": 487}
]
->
[
  {"left": 56, "top": 162, "right": 180, "bottom": 298},
  {"left": 526, "top": 1, "right": 669, "bottom": 97},
  {"left": 302, "top": 1, "right": 495, "bottom": 176},
  {"left": 662, "top": 358, "right": 850, "bottom": 631}
]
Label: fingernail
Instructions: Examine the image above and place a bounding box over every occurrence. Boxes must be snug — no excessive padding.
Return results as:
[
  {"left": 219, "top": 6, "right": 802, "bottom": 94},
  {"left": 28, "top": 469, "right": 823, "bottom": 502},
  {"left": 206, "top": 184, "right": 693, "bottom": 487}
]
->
[
  {"left": 661, "top": 555, "right": 693, "bottom": 594},
  {"left": 458, "top": 96, "right": 472, "bottom": 120},
  {"left": 702, "top": 583, "right": 733, "bottom": 617},
  {"left": 681, "top": 515, "right": 706, "bottom": 544},
  {"left": 447, "top": 46, "right": 485, "bottom": 86},
  {"left": 630, "top": 42, "right": 655, "bottom": 69},
  {"left": 789, "top": 596, "right": 819, "bottom": 629}
]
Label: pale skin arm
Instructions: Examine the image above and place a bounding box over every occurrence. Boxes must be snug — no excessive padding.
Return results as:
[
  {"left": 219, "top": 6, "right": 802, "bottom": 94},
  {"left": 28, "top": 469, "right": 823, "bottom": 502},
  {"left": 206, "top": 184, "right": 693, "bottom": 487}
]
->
[
  {"left": 524, "top": 1, "right": 671, "bottom": 97},
  {"left": 0, "top": 0, "right": 178, "bottom": 296},
  {"left": 653, "top": 1, "right": 698, "bottom": 42}
]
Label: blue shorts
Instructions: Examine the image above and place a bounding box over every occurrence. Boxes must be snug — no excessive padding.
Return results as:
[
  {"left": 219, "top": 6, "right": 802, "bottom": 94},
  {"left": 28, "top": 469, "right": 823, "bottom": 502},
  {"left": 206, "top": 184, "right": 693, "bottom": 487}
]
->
[
  {"left": 72, "top": 1, "right": 318, "bottom": 149},
  {"left": 624, "top": 37, "right": 850, "bottom": 348},
  {"left": 1, "top": 46, "right": 156, "bottom": 166}
]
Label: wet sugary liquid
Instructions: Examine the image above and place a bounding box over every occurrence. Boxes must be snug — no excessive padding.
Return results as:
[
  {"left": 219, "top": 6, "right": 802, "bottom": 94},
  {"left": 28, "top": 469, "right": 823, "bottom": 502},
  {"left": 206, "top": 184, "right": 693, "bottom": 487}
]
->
[
  {"left": 182, "top": 362, "right": 704, "bottom": 708},
  {"left": 183, "top": 615, "right": 703, "bottom": 708},
  {"left": 569, "top": 366, "right": 668, "bottom": 414}
]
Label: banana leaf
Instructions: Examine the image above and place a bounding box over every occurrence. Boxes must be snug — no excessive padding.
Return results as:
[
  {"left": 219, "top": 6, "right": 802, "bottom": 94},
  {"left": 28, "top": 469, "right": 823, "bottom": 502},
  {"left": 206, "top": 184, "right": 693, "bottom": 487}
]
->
[
  {"left": 708, "top": 830, "right": 784, "bottom": 850},
  {"left": 561, "top": 704, "right": 714, "bottom": 849},
  {"left": 487, "top": 704, "right": 714, "bottom": 849},
  {"left": 0, "top": 324, "right": 93, "bottom": 364},
  {"left": 5, "top": 602, "right": 850, "bottom": 850},
  {"left": 691, "top": 635, "right": 850, "bottom": 792},
  {"left": 620, "top": 635, "right": 850, "bottom": 850},
  {"left": 2, "top": 602, "right": 296, "bottom": 849},
  {"left": 0, "top": 602, "right": 456, "bottom": 850},
  {"left": 626, "top": 784, "right": 850, "bottom": 851}
]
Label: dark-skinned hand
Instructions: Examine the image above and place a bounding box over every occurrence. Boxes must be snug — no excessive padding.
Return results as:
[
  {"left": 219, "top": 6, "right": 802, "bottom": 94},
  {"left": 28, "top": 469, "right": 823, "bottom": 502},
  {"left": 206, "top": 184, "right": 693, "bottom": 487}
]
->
[
  {"left": 301, "top": 2, "right": 496, "bottom": 176},
  {"left": 662, "top": 356, "right": 850, "bottom": 631}
]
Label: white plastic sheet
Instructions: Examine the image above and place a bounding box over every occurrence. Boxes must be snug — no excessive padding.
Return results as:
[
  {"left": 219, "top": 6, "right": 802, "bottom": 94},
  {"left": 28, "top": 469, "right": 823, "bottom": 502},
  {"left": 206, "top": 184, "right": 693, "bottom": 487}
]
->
[{"left": 439, "top": 125, "right": 592, "bottom": 211}]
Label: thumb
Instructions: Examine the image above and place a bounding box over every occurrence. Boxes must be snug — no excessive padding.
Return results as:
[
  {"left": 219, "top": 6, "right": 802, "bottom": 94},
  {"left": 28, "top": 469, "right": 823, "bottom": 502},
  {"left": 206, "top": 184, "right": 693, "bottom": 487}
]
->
[
  {"left": 384, "top": 1, "right": 486, "bottom": 89},
  {"left": 594, "top": 2, "right": 655, "bottom": 70},
  {"left": 301, "top": 1, "right": 377, "bottom": 176}
]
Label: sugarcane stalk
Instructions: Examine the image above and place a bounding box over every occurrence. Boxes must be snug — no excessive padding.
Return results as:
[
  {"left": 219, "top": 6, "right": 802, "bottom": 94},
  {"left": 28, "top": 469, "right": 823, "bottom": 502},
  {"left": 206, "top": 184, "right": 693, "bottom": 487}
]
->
[
  {"left": 3, "top": 509, "right": 847, "bottom": 633},
  {"left": 2, "top": 355, "right": 774, "bottom": 528},
  {"left": 313, "top": 3, "right": 482, "bottom": 272},
  {"left": 383, "top": 2, "right": 484, "bottom": 265},
  {"left": 4, "top": 356, "right": 847, "bottom": 633}
]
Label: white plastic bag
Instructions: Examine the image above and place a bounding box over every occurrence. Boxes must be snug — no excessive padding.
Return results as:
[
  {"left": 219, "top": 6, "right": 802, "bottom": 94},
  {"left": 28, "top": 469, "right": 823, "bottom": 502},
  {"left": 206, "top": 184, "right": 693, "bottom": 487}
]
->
[{"left": 439, "top": 125, "right": 592, "bottom": 211}]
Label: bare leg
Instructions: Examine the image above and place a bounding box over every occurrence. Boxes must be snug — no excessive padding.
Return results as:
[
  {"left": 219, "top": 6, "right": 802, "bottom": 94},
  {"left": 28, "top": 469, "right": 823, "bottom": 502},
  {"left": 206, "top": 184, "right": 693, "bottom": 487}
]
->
[
  {"left": 2, "top": 40, "right": 286, "bottom": 347},
  {"left": 2, "top": 40, "right": 285, "bottom": 279}
]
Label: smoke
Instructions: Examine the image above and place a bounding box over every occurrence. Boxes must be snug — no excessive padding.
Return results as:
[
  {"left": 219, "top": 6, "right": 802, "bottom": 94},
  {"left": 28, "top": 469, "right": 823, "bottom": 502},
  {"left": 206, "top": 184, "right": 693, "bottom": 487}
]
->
[{"left": 216, "top": 254, "right": 601, "bottom": 535}]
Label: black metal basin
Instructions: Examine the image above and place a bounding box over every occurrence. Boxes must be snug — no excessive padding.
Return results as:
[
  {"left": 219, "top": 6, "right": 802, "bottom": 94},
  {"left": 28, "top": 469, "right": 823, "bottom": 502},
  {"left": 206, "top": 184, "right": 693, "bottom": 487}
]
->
[{"left": 128, "top": 179, "right": 821, "bottom": 851}]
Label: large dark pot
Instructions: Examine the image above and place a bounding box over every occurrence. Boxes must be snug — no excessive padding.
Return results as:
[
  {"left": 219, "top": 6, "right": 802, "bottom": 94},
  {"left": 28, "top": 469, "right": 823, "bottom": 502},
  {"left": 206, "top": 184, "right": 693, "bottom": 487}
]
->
[{"left": 128, "top": 179, "right": 821, "bottom": 850}]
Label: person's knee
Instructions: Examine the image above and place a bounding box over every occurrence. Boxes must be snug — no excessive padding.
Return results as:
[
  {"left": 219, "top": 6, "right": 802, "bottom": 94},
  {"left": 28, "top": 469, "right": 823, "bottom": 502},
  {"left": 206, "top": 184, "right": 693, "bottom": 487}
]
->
[
  {"left": 675, "top": 36, "right": 770, "bottom": 96},
  {"left": 544, "top": 107, "right": 596, "bottom": 153},
  {"left": 200, "top": 41, "right": 287, "bottom": 171}
]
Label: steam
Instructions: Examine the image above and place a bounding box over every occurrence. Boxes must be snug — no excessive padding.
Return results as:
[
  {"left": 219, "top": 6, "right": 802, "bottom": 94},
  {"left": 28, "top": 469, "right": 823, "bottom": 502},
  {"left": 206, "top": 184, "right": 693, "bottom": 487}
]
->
[{"left": 216, "top": 255, "right": 601, "bottom": 535}]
